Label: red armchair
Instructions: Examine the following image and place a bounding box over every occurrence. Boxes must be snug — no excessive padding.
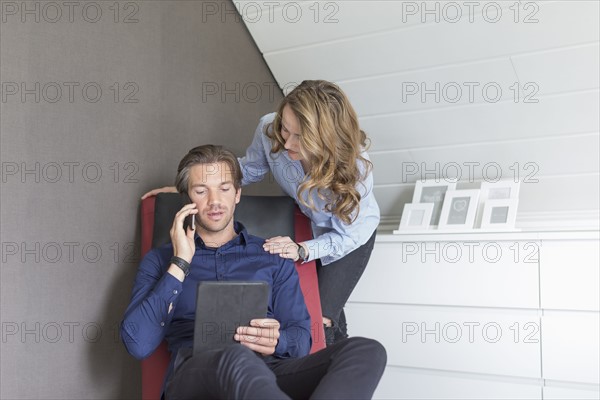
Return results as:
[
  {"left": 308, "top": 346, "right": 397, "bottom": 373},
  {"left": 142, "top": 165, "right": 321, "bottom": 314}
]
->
[{"left": 139, "top": 194, "right": 325, "bottom": 400}]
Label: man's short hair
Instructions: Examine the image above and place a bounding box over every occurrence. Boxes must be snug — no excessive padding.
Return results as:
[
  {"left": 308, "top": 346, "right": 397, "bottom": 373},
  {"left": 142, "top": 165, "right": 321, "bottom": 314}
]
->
[{"left": 175, "top": 145, "right": 243, "bottom": 193}]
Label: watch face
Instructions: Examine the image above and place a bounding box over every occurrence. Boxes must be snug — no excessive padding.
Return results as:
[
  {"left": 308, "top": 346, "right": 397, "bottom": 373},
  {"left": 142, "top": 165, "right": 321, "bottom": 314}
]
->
[{"left": 298, "top": 246, "right": 306, "bottom": 260}]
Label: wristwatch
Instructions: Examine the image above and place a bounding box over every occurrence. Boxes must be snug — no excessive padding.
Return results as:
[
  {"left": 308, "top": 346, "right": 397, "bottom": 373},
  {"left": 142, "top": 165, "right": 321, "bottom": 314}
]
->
[
  {"left": 296, "top": 242, "right": 308, "bottom": 262},
  {"left": 170, "top": 256, "right": 191, "bottom": 277}
]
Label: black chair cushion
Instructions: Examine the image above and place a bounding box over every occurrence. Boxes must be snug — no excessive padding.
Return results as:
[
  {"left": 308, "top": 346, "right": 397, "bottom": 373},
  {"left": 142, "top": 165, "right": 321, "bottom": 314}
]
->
[{"left": 152, "top": 193, "right": 296, "bottom": 248}]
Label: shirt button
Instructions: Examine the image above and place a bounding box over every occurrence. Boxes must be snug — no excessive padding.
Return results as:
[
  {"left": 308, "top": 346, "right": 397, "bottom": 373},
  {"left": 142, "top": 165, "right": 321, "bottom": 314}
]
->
[
  {"left": 173, "top": 289, "right": 178, "bottom": 294},
  {"left": 160, "top": 322, "right": 165, "bottom": 327}
]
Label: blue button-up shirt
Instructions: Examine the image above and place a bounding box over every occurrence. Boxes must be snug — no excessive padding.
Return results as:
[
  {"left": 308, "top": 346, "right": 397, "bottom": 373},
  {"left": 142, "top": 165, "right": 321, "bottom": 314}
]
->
[
  {"left": 120, "top": 222, "right": 311, "bottom": 387},
  {"left": 239, "top": 113, "right": 380, "bottom": 265}
]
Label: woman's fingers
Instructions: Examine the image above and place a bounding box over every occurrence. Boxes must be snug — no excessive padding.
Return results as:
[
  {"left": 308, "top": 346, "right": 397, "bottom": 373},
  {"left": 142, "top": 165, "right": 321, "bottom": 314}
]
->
[
  {"left": 263, "top": 236, "right": 299, "bottom": 260},
  {"left": 141, "top": 186, "right": 178, "bottom": 200}
]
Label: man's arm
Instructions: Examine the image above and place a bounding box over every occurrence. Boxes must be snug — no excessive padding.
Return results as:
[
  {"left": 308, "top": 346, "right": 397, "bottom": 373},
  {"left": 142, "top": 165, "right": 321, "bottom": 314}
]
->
[
  {"left": 120, "top": 250, "right": 183, "bottom": 359},
  {"left": 121, "top": 202, "right": 197, "bottom": 359}
]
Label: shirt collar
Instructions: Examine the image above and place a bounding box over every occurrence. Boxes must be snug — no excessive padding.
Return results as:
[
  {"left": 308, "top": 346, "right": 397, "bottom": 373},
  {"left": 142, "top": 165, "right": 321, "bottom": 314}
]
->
[{"left": 193, "top": 221, "right": 249, "bottom": 249}]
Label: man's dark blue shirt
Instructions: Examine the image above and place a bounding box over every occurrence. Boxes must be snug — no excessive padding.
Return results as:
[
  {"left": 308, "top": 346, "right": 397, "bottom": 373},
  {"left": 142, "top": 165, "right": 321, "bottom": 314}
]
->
[{"left": 121, "top": 222, "right": 312, "bottom": 385}]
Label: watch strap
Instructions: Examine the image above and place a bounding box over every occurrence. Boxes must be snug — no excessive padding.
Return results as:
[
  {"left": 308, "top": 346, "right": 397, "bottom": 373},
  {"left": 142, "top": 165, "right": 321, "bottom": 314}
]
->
[{"left": 170, "top": 256, "right": 191, "bottom": 277}]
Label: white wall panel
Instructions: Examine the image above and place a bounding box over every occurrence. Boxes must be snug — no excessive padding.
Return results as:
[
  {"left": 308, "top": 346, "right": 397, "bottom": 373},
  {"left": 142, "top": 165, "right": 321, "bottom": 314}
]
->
[
  {"left": 512, "top": 43, "right": 600, "bottom": 95},
  {"left": 265, "top": 1, "right": 599, "bottom": 84},
  {"left": 541, "top": 312, "right": 600, "bottom": 384},
  {"left": 373, "top": 184, "right": 413, "bottom": 218},
  {"left": 341, "top": 58, "right": 519, "bottom": 115},
  {"left": 371, "top": 133, "right": 600, "bottom": 185},
  {"left": 238, "top": 1, "right": 418, "bottom": 53},
  {"left": 346, "top": 303, "right": 542, "bottom": 378},
  {"left": 517, "top": 174, "right": 600, "bottom": 214},
  {"left": 349, "top": 241, "right": 540, "bottom": 308},
  {"left": 241, "top": 1, "right": 517, "bottom": 53},
  {"left": 374, "top": 367, "right": 542, "bottom": 400},
  {"left": 361, "top": 91, "right": 599, "bottom": 152},
  {"left": 540, "top": 240, "right": 600, "bottom": 311}
]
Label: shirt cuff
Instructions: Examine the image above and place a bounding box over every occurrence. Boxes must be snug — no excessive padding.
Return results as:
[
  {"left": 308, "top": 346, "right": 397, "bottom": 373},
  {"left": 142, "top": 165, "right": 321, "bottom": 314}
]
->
[
  {"left": 152, "top": 271, "right": 183, "bottom": 303},
  {"left": 274, "top": 330, "right": 289, "bottom": 358},
  {"left": 301, "top": 237, "right": 338, "bottom": 263}
]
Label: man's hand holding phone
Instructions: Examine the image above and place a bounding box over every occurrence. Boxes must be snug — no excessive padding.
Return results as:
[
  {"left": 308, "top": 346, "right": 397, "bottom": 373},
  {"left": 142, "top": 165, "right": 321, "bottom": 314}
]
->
[{"left": 168, "top": 197, "right": 197, "bottom": 282}]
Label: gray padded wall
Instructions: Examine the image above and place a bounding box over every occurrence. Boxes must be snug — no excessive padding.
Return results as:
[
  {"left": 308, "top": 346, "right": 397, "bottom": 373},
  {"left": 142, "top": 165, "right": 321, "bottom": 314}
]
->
[{"left": 0, "top": 1, "right": 283, "bottom": 398}]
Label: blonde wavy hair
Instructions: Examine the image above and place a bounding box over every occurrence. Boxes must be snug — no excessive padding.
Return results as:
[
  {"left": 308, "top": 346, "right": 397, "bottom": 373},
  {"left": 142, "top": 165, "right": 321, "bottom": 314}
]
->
[{"left": 266, "top": 80, "right": 372, "bottom": 225}]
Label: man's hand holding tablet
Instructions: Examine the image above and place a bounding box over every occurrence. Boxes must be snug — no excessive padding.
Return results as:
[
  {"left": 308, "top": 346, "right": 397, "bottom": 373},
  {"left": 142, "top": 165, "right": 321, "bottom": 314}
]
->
[{"left": 235, "top": 318, "right": 280, "bottom": 356}]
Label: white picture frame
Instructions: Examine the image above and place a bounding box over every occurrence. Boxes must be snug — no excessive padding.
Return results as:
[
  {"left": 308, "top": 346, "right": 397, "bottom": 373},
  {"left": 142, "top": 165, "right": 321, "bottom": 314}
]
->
[
  {"left": 437, "top": 189, "right": 480, "bottom": 230},
  {"left": 394, "top": 203, "right": 435, "bottom": 232},
  {"left": 476, "top": 180, "right": 520, "bottom": 228},
  {"left": 480, "top": 198, "right": 519, "bottom": 230},
  {"left": 412, "top": 180, "right": 458, "bottom": 226}
]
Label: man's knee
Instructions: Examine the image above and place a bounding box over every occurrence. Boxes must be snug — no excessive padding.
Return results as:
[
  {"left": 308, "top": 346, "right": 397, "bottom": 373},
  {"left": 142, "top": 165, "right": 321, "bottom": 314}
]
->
[
  {"left": 218, "top": 344, "right": 257, "bottom": 367},
  {"left": 344, "top": 337, "right": 387, "bottom": 368},
  {"left": 215, "top": 345, "right": 281, "bottom": 398},
  {"left": 172, "top": 345, "right": 256, "bottom": 379}
]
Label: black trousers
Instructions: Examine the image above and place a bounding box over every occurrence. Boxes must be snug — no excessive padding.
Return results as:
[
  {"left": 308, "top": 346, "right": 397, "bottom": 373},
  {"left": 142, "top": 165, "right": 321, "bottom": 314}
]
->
[
  {"left": 317, "top": 231, "right": 377, "bottom": 344},
  {"left": 165, "top": 337, "right": 387, "bottom": 400}
]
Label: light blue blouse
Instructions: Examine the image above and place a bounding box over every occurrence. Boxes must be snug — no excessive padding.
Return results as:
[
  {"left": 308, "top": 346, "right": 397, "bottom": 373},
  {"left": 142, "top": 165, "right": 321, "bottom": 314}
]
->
[{"left": 238, "top": 113, "right": 380, "bottom": 265}]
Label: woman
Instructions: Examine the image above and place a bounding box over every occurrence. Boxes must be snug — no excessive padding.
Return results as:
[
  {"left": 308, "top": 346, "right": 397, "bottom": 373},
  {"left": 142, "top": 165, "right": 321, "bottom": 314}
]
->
[{"left": 142, "top": 80, "right": 380, "bottom": 345}]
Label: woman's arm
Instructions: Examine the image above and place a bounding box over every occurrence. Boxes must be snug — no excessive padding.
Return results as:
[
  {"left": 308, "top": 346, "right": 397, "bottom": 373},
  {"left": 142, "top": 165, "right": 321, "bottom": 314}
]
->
[
  {"left": 302, "top": 159, "right": 380, "bottom": 265},
  {"left": 263, "top": 166, "right": 380, "bottom": 265},
  {"left": 238, "top": 113, "right": 276, "bottom": 186}
]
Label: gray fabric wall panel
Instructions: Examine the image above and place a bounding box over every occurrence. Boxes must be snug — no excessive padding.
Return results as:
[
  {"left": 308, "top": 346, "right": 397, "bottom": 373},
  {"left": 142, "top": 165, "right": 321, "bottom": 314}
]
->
[{"left": 0, "top": 1, "right": 283, "bottom": 398}]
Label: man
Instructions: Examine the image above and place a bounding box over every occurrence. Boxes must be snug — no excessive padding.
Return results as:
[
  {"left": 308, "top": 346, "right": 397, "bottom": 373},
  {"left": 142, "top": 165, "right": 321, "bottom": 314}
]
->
[{"left": 121, "top": 145, "right": 386, "bottom": 399}]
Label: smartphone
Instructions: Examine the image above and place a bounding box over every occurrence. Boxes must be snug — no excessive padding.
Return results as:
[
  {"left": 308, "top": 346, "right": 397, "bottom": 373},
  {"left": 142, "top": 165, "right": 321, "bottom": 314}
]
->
[{"left": 181, "top": 192, "right": 196, "bottom": 231}]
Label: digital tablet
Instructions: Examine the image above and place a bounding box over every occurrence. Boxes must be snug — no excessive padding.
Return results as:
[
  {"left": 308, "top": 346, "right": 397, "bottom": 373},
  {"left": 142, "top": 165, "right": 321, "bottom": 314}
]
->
[{"left": 193, "top": 281, "right": 269, "bottom": 354}]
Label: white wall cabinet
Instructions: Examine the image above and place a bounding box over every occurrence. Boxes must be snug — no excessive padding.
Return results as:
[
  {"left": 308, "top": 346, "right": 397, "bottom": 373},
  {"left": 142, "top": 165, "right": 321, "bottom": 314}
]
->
[
  {"left": 540, "top": 240, "right": 600, "bottom": 311},
  {"left": 348, "top": 231, "right": 600, "bottom": 399},
  {"left": 375, "top": 367, "right": 542, "bottom": 400},
  {"left": 352, "top": 240, "right": 540, "bottom": 308},
  {"left": 541, "top": 312, "right": 600, "bottom": 384}
]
